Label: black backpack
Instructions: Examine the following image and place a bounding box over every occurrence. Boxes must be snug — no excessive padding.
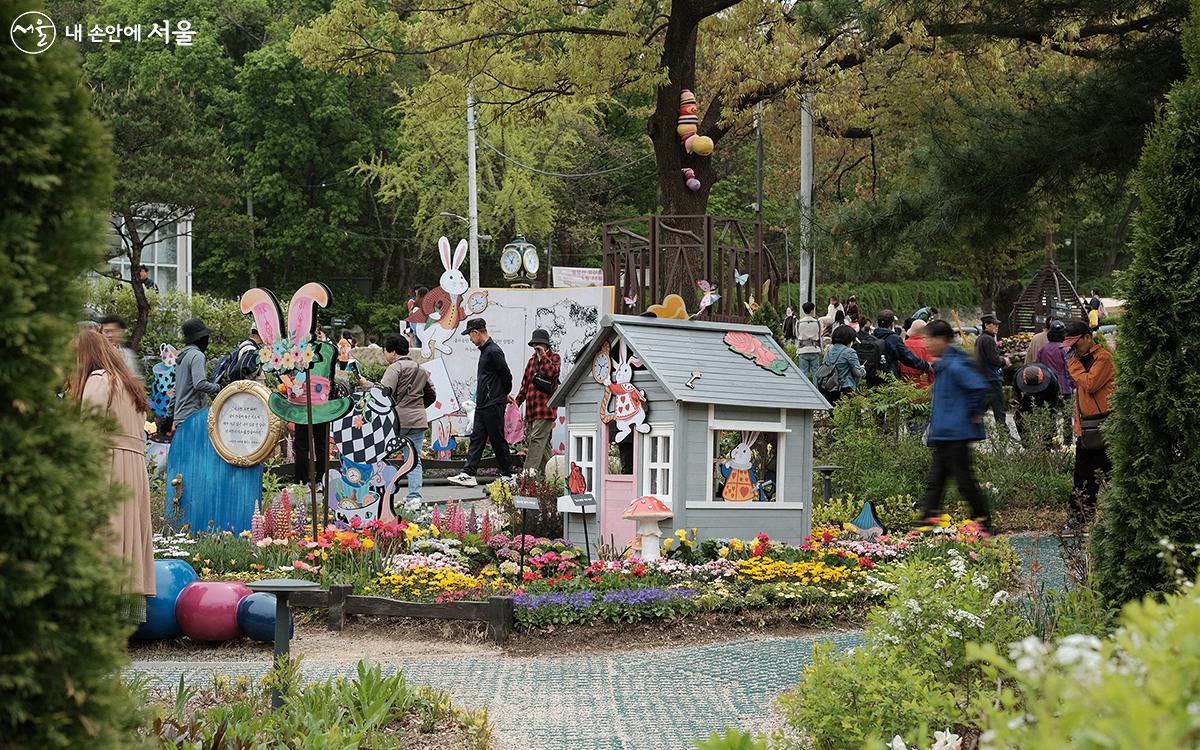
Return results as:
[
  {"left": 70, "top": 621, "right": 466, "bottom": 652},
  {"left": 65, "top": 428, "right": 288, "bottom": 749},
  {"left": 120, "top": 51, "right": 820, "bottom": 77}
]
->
[
  {"left": 814, "top": 361, "right": 841, "bottom": 398},
  {"left": 214, "top": 340, "right": 260, "bottom": 386},
  {"left": 853, "top": 333, "right": 885, "bottom": 386}
]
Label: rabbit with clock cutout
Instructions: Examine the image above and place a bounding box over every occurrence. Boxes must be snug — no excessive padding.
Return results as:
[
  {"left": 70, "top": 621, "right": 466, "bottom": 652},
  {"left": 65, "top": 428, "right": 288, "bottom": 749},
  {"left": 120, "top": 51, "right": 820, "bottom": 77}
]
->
[
  {"left": 721, "top": 431, "right": 760, "bottom": 502},
  {"left": 591, "top": 339, "right": 651, "bottom": 443},
  {"left": 414, "top": 236, "right": 470, "bottom": 358}
]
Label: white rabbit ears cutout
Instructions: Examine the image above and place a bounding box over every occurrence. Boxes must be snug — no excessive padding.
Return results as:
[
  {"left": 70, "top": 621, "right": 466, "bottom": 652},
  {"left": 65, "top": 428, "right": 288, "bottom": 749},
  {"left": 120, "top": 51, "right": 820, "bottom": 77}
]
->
[
  {"left": 438, "top": 236, "right": 468, "bottom": 271},
  {"left": 240, "top": 282, "right": 332, "bottom": 349},
  {"left": 741, "top": 431, "right": 760, "bottom": 446}
]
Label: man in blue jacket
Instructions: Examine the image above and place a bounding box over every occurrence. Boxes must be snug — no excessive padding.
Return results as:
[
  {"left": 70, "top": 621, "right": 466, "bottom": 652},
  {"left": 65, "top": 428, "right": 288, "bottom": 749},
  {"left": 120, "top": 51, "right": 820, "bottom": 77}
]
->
[
  {"left": 873, "top": 309, "right": 932, "bottom": 380},
  {"left": 920, "top": 320, "right": 992, "bottom": 530}
]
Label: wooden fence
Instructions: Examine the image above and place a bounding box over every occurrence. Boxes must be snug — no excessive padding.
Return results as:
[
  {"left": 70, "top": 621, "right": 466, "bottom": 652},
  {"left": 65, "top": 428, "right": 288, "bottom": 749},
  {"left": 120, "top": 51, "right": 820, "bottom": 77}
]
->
[{"left": 289, "top": 585, "right": 516, "bottom": 645}]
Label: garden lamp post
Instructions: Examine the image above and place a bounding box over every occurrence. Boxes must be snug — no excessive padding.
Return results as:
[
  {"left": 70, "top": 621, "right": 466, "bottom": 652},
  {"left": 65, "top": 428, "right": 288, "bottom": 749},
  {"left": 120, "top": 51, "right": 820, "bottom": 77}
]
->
[{"left": 247, "top": 578, "right": 320, "bottom": 709}]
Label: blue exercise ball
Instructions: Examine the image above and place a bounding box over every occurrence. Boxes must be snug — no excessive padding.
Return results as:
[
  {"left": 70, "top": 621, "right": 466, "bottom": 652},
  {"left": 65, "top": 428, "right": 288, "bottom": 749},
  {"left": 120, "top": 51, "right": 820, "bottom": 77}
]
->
[
  {"left": 133, "top": 559, "right": 199, "bottom": 640},
  {"left": 236, "top": 592, "right": 293, "bottom": 643}
]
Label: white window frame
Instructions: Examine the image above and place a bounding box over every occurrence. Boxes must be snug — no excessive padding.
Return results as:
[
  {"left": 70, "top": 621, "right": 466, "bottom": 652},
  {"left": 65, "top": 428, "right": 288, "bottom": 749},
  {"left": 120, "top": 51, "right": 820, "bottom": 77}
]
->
[
  {"left": 105, "top": 213, "right": 193, "bottom": 295},
  {"left": 641, "top": 424, "right": 674, "bottom": 508},
  {"left": 689, "top": 405, "right": 803, "bottom": 510},
  {"left": 559, "top": 425, "right": 599, "bottom": 515}
]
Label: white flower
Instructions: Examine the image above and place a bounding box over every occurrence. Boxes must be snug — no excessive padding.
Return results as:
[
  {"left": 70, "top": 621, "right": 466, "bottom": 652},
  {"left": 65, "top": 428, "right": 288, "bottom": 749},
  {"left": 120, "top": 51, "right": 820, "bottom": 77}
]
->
[
  {"left": 904, "top": 598, "right": 922, "bottom": 614},
  {"left": 990, "top": 590, "right": 1009, "bottom": 608},
  {"left": 948, "top": 608, "right": 985, "bottom": 629},
  {"left": 931, "top": 729, "right": 962, "bottom": 750},
  {"left": 933, "top": 578, "right": 946, "bottom": 589},
  {"left": 1009, "top": 636, "right": 1049, "bottom": 674},
  {"left": 972, "top": 572, "right": 989, "bottom": 590},
  {"left": 888, "top": 736, "right": 908, "bottom": 750},
  {"left": 1053, "top": 633, "right": 1103, "bottom": 676}
]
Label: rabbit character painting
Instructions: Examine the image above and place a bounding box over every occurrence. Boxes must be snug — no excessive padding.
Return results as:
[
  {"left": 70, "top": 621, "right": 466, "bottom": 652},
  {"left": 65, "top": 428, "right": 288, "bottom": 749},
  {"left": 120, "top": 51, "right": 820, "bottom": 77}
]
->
[
  {"left": 720, "top": 432, "right": 760, "bottom": 502},
  {"left": 591, "top": 339, "right": 651, "bottom": 442},
  {"left": 406, "top": 237, "right": 488, "bottom": 357}
]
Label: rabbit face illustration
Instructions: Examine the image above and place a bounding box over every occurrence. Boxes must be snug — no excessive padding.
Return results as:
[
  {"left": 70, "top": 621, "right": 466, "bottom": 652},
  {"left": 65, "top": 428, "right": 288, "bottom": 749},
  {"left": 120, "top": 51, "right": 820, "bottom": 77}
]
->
[
  {"left": 726, "top": 432, "right": 758, "bottom": 470},
  {"left": 439, "top": 237, "right": 470, "bottom": 297}
]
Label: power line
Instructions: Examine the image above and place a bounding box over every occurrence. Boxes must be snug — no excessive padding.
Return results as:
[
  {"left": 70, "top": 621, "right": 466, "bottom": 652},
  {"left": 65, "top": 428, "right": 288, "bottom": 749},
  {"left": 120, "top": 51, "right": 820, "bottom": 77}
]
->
[{"left": 477, "top": 132, "right": 654, "bottom": 179}]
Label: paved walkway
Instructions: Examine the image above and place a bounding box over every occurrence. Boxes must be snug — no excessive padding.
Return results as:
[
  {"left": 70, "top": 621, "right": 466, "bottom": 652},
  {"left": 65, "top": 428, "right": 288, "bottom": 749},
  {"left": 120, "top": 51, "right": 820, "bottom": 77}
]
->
[{"left": 128, "top": 534, "right": 1067, "bottom": 750}]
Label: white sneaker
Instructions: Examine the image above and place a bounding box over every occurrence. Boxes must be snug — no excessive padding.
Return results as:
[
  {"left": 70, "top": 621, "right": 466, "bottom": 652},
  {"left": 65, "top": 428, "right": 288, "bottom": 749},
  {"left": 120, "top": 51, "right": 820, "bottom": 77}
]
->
[{"left": 447, "top": 473, "right": 477, "bottom": 487}]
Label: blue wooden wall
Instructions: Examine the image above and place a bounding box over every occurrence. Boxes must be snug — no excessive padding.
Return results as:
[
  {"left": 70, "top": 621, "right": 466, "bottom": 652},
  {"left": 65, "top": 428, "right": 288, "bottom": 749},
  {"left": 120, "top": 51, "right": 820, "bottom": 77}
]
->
[{"left": 166, "top": 408, "right": 262, "bottom": 534}]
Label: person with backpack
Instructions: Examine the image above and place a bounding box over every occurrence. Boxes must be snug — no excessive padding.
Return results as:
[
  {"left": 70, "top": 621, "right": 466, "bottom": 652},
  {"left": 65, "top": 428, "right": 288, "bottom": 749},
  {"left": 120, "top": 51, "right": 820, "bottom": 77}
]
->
[
  {"left": 920, "top": 320, "right": 993, "bottom": 531},
  {"left": 794, "top": 302, "right": 822, "bottom": 380},
  {"left": 358, "top": 332, "right": 435, "bottom": 502},
  {"left": 816, "top": 325, "right": 866, "bottom": 403},
  {"left": 215, "top": 326, "right": 264, "bottom": 386},
  {"left": 868, "top": 309, "right": 932, "bottom": 385}
]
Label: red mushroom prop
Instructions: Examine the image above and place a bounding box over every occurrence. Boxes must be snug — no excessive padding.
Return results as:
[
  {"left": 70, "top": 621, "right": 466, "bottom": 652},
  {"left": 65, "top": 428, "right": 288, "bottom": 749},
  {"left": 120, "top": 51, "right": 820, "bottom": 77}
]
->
[{"left": 621, "top": 496, "right": 672, "bottom": 561}]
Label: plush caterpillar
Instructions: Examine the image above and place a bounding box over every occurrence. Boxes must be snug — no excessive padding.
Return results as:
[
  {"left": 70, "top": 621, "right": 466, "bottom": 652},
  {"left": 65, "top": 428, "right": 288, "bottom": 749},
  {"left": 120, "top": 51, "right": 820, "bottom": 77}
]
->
[{"left": 678, "top": 89, "right": 714, "bottom": 157}]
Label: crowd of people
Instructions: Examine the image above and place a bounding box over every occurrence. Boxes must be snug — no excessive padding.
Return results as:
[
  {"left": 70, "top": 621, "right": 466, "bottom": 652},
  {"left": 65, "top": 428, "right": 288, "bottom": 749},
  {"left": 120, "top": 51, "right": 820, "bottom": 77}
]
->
[{"left": 783, "top": 296, "right": 1115, "bottom": 533}]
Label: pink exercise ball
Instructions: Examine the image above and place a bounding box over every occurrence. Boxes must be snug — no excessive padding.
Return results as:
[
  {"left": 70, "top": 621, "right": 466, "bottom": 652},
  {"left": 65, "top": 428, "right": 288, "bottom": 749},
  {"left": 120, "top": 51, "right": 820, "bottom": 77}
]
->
[{"left": 175, "top": 581, "right": 252, "bottom": 641}]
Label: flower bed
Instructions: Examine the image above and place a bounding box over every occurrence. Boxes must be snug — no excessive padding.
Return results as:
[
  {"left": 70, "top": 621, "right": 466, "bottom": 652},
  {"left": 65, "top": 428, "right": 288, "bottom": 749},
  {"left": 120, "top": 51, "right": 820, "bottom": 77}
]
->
[{"left": 154, "top": 510, "right": 1015, "bottom": 635}]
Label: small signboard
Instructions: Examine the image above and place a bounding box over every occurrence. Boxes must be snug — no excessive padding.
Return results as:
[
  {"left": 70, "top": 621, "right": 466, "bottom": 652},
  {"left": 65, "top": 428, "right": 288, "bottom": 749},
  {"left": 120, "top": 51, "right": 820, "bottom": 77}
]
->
[
  {"left": 331, "top": 318, "right": 347, "bottom": 327},
  {"left": 513, "top": 495, "right": 541, "bottom": 511},
  {"left": 572, "top": 493, "right": 597, "bottom": 509},
  {"left": 207, "top": 381, "right": 284, "bottom": 467}
]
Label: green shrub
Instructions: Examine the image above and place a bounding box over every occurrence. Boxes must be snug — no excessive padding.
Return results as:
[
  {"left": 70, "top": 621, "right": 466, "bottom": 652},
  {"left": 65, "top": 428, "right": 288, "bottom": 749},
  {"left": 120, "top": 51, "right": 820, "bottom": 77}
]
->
[
  {"left": 800, "top": 280, "right": 981, "bottom": 319},
  {"left": 811, "top": 494, "right": 918, "bottom": 532},
  {"left": 973, "top": 581, "right": 1200, "bottom": 749},
  {"left": 1, "top": 8, "right": 141, "bottom": 745},
  {"left": 1092, "top": 2, "right": 1200, "bottom": 604},
  {"left": 87, "top": 277, "right": 246, "bottom": 360}
]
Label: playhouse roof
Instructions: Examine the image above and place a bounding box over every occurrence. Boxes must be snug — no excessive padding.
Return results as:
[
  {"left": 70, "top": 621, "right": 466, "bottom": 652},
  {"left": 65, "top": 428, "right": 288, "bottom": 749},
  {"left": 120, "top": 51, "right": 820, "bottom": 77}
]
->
[{"left": 550, "top": 315, "right": 832, "bottom": 411}]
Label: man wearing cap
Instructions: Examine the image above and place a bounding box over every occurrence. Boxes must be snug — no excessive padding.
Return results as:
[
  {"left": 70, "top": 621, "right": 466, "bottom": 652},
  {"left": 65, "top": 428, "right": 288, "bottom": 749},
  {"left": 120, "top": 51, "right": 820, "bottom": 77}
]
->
[
  {"left": 1063, "top": 320, "right": 1115, "bottom": 522},
  {"left": 974, "top": 314, "right": 1010, "bottom": 429},
  {"left": 173, "top": 317, "right": 221, "bottom": 430},
  {"left": 449, "top": 318, "right": 515, "bottom": 486},
  {"left": 512, "top": 329, "right": 561, "bottom": 478},
  {"left": 1012, "top": 362, "right": 1060, "bottom": 445}
]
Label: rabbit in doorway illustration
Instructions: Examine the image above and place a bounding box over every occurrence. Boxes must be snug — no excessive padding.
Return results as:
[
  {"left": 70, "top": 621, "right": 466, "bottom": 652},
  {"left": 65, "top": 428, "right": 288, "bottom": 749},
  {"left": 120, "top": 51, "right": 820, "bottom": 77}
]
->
[
  {"left": 414, "top": 237, "right": 470, "bottom": 357},
  {"left": 720, "top": 431, "right": 760, "bottom": 502},
  {"left": 591, "top": 339, "right": 650, "bottom": 443}
]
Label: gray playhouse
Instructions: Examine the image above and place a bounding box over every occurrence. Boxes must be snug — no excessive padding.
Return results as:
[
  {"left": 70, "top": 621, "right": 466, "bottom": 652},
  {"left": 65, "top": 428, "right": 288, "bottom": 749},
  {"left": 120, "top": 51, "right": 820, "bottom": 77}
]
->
[{"left": 549, "top": 314, "right": 830, "bottom": 550}]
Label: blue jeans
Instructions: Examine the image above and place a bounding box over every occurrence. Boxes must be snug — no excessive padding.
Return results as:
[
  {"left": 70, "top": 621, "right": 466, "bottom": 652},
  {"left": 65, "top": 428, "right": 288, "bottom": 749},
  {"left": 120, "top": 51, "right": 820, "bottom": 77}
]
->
[
  {"left": 399, "top": 427, "right": 425, "bottom": 498},
  {"left": 798, "top": 352, "right": 820, "bottom": 380}
]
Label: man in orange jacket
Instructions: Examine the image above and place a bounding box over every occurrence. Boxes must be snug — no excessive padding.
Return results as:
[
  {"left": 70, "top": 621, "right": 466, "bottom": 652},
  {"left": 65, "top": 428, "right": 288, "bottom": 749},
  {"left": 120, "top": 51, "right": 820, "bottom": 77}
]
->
[{"left": 1063, "top": 320, "right": 1115, "bottom": 522}]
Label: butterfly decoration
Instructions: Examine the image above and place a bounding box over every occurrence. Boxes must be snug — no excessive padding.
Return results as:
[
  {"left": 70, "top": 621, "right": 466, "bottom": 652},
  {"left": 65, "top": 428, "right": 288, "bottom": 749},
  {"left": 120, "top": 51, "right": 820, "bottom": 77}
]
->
[
  {"left": 733, "top": 269, "right": 749, "bottom": 286},
  {"left": 696, "top": 279, "right": 720, "bottom": 315},
  {"left": 623, "top": 293, "right": 638, "bottom": 307}
]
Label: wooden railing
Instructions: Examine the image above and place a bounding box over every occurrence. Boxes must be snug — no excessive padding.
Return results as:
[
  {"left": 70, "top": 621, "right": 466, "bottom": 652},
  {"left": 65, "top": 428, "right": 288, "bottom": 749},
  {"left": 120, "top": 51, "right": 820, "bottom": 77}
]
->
[{"left": 289, "top": 585, "right": 516, "bottom": 645}]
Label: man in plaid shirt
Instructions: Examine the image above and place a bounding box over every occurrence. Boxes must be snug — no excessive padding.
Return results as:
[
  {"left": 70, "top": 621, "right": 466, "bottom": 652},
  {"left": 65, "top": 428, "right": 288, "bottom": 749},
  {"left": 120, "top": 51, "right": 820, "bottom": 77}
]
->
[{"left": 510, "top": 328, "right": 561, "bottom": 477}]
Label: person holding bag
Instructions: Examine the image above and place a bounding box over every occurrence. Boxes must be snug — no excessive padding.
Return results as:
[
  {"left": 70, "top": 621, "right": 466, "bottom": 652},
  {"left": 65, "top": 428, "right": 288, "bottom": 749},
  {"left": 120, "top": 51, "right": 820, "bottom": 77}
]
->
[
  {"left": 359, "top": 333, "right": 434, "bottom": 501},
  {"left": 512, "top": 328, "right": 561, "bottom": 478},
  {"left": 1062, "top": 320, "right": 1115, "bottom": 523}
]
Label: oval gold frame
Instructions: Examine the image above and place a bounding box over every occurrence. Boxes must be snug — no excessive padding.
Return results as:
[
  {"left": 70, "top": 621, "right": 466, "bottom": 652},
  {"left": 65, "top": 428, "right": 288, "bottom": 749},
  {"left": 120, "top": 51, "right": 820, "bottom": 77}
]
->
[{"left": 207, "top": 381, "right": 284, "bottom": 467}]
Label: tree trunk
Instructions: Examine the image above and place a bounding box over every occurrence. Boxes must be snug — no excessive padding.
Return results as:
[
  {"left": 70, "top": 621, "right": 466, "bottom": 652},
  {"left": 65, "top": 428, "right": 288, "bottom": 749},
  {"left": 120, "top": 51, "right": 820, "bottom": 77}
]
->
[
  {"left": 127, "top": 221, "right": 150, "bottom": 351},
  {"left": 1105, "top": 196, "right": 1138, "bottom": 275},
  {"left": 649, "top": 9, "right": 714, "bottom": 215}
]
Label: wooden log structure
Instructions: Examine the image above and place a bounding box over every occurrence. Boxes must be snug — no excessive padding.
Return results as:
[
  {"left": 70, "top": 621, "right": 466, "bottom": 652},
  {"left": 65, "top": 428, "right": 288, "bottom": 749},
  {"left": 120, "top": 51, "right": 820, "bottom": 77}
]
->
[{"left": 288, "top": 585, "right": 516, "bottom": 645}]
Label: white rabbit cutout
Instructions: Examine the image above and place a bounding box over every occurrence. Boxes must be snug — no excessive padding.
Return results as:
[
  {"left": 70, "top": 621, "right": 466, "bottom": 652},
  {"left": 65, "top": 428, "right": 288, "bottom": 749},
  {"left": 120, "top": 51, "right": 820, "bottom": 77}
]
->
[
  {"left": 415, "top": 236, "right": 470, "bottom": 357},
  {"left": 591, "top": 339, "right": 651, "bottom": 443}
]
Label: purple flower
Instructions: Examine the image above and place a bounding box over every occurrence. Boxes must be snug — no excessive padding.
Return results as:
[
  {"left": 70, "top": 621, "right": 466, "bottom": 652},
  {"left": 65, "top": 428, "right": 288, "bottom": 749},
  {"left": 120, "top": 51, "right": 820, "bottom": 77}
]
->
[
  {"left": 514, "top": 590, "right": 597, "bottom": 611},
  {"left": 599, "top": 587, "right": 696, "bottom": 606}
]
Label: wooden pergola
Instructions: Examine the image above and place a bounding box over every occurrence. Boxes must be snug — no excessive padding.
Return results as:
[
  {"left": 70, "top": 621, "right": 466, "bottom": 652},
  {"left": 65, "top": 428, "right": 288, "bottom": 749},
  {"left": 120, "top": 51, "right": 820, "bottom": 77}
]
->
[
  {"left": 1009, "top": 260, "right": 1087, "bottom": 332},
  {"left": 602, "top": 215, "right": 780, "bottom": 322}
]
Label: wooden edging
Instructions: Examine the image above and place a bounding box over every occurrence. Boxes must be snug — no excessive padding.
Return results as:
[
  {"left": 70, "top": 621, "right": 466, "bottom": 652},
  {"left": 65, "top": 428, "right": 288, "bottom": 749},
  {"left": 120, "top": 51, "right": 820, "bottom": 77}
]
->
[{"left": 288, "top": 585, "right": 515, "bottom": 645}]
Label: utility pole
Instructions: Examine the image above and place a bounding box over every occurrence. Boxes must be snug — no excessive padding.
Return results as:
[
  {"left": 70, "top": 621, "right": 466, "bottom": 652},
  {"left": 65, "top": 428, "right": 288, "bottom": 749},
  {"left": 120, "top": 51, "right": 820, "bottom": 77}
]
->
[
  {"left": 799, "top": 92, "right": 814, "bottom": 305},
  {"left": 755, "top": 101, "right": 764, "bottom": 223},
  {"left": 1073, "top": 227, "right": 1078, "bottom": 292},
  {"left": 466, "top": 89, "right": 480, "bottom": 288}
]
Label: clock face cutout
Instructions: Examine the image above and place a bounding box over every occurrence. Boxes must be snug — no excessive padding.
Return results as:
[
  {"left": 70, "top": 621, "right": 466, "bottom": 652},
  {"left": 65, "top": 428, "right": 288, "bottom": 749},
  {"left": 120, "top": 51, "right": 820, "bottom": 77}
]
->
[
  {"left": 500, "top": 247, "right": 522, "bottom": 275},
  {"left": 523, "top": 246, "right": 540, "bottom": 275}
]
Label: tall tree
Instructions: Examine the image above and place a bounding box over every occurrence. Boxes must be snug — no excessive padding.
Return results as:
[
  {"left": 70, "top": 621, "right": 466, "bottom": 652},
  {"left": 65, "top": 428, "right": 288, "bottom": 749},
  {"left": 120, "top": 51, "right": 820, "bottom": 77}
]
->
[
  {"left": 1092, "top": 0, "right": 1200, "bottom": 604},
  {"left": 1, "top": 1, "right": 140, "bottom": 745}
]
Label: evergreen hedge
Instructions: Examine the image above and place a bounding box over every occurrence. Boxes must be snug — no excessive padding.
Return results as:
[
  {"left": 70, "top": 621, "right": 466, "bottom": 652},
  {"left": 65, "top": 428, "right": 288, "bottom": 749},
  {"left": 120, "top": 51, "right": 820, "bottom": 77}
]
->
[
  {"left": 0, "top": 2, "right": 140, "bottom": 746},
  {"left": 782, "top": 280, "right": 981, "bottom": 318},
  {"left": 1092, "top": 3, "right": 1200, "bottom": 604}
]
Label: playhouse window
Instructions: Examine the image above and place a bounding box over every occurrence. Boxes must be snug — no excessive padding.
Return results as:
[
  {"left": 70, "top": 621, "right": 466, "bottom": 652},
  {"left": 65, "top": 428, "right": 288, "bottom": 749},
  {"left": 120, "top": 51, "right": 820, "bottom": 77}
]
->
[
  {"left": 711, "top": 429, "right": 780, "bottom": 503},
  {"left": 569, "top": 430, "right": 597, "bottom": 492},
  {"left": 642, "top": 429, "right": 673, "bottom": 504}
]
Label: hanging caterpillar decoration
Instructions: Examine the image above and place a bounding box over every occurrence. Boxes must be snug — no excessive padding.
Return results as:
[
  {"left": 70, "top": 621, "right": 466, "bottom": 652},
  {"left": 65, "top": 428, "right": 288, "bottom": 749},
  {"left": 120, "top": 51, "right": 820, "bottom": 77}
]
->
[
  {"left": 681, "top": 167, "right": 701, "bottom": 192},
  {"left": 678, "top": 89, "right": 714, "bottom": 157}
]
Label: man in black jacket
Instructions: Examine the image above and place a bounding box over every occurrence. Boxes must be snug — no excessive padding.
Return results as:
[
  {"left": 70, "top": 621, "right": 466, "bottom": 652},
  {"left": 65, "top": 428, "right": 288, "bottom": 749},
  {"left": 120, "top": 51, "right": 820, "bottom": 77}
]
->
[
  {"left": 872, "top": 309, "right": 932, "bottom": 381},
  {"left": 449, "top": 318, "right": 515, "bottom": 487},
  {"left": 974, "top": 313, "right": 1009, "bottom": 428}
]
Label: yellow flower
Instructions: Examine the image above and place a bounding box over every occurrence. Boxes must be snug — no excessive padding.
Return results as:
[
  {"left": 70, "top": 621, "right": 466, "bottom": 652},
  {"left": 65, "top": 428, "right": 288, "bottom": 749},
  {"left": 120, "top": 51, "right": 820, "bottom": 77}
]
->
[
  {"left": 431, "top": 524, "right": 440, "bottom": 538},
  {"left": 729, "top": 538, "right": 744, "bottom": 552},
  {"left": 718, "top": 546, "right": 730, "bottom": 558},
  {"left": 362, "top": 538, "right": 375, "bottom": 549},
  {"left": 662, "top": 538, "right": 674, "bottom": 550}
]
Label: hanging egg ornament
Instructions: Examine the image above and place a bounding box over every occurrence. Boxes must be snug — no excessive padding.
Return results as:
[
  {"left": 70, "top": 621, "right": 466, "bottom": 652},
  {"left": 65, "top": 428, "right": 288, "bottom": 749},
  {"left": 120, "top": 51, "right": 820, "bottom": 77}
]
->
[
  {"left": 687, "top": 178, "right": 701, "bottom": 192},
  {"left": 691, "top": 135, "right": 714, "bottom": 157}
]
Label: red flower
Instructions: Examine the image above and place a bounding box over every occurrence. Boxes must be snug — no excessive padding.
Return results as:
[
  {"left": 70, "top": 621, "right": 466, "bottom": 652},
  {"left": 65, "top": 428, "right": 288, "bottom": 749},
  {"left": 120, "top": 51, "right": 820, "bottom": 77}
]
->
[{"left": 857, "top": 556, "right": 874, "bottom": 569}]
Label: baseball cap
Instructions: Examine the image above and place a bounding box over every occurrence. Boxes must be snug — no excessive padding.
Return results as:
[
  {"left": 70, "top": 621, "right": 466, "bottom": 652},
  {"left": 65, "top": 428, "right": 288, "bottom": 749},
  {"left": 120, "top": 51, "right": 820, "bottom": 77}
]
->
[
  {"left": 980, "top": 314, "right": 1000, "bottom": 326},
  {"left": 465, "top": 318, "right": 487, "bottom": 334},
  {"left": 1063, "top": 320, "right": 1091, "bottom": 346}
]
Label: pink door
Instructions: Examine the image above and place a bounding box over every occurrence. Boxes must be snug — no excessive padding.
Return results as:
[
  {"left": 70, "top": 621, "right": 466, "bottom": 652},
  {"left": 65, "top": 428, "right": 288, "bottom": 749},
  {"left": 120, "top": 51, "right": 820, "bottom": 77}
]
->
[{"left": 599, "top": 425, "right": 638, "bottom": 549}]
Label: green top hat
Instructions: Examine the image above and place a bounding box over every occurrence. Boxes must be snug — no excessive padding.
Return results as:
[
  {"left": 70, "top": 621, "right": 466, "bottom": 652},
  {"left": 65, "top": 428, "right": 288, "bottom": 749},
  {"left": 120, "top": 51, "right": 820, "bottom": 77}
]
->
[{"left": 268, "top": 339, "right": 353, "bottom": 425}]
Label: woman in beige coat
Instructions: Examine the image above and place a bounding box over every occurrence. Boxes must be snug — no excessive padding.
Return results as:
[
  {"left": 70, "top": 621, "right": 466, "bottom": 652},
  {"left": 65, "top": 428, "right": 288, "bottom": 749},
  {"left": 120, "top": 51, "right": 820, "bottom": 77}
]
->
[{"left": 71, "top": 329, "right": 155, "bottom": 621}]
